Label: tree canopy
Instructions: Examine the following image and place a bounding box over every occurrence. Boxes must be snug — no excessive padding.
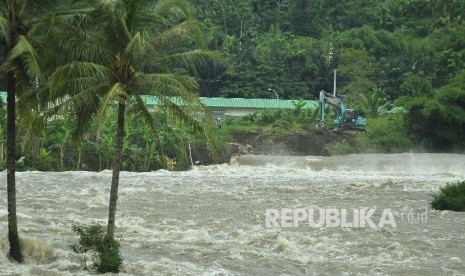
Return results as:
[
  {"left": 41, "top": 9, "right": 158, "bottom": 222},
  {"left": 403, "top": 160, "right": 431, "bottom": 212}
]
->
[{"left": 1, "top": 0, "right": 464, "bottom": 153}]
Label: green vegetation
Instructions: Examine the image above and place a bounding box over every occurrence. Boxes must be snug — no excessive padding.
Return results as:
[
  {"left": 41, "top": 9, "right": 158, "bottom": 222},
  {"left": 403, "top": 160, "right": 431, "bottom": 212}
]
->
[
  {"left": 221, "top": 100, "right": 412, "bottom": 155},
  {"left": 4, "top": 107, "right": 227, "bottom": 172},
  {"left": 70, "top": 222, "right": 123, "bottom": 273},
  {"left": 431, "top": 181, "right": 465, "bottom": 212},
  {"left": 402, "top": 70, "right": 465, "bottom": 151},
  {"left": 0, "top": 0, "right": 463, "bottom": 169},
  {"left": 1, "top": 0, "right": 464, "bottom": 270},
  {"left": 223, "top": 100, "right": 318, "bottom": 136},
  {"left": 189, "top": 0, "right": 465, "bottom": 153},
  {"left": 356, "top": 114, "right": 412, "bottom": 153}
]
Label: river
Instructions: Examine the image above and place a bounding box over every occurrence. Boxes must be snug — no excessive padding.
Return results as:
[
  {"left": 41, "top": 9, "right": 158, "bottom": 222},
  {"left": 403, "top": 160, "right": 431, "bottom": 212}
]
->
[{"left": 1, "top": 153, "right": 464, "bottom": 275}]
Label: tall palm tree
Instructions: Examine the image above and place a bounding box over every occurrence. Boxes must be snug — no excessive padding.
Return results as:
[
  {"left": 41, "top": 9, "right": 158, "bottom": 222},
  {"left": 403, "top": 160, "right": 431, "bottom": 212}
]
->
[
  {"left": 1, "top": 0, "right": 46, "bottom": 263},
  {"left": 49, "top": 0, "right": 223, "bottom": 237},
  {"left": 0, "top": 0, "right": 84, "bottom": 262}
]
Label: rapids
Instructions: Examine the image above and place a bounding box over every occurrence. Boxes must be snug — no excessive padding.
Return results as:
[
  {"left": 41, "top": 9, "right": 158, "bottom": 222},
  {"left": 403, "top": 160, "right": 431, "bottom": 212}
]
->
[{"left": 0, "top": 153, "right": 464, "bottom": 275}]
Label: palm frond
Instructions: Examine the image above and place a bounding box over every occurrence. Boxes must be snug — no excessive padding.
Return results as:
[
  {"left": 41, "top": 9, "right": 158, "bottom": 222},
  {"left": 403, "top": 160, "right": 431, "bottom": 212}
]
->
[
  {"left": 17, "top": 85, "right": 49, "bottom": 114},
  {"left": 0, "top": 16, "right": 10, "bottom": 44},
  {"left": 152, "top": 50, "right": 226, "bottom": 75},
  {"left": 130, "top": 93, "right": 164, "bottom": 154},
  {"left": 49, "top": 61, "right": 112, "bottom": 100},
  {"left": 47, "top": 85, "right": 101, "bottom": 114},
  {"left": 130, "top": 94, "right": 159, "bottom": 136},
  {"left": 19, "top": 108, "right": 47, "bottom": 155},
  {"left": 152, "top": 18, "right": 207, "bottom": 50},
  {"left": 138, "top": 71, "right": 213, "bottom": 136},
  {"left": 95, "top": 0, "right": 127, "bottom": 19},
  {"left": 96, "top": 82, "right": 128, "bottom": 129},
  {"left": 157, "top": 94, "right": 215, "bottom": 154},
  {"left": 21, "top": 0, "right": 67, "bottom": 15},
  {"left": 43, "top": 88, "right": 102, "bottom": 142},
  {"left": 123, "top": 0, "right": 150, "bottom": 32},
  {"left": 3, "top": 35, "right": 43, "bottom": 81},
  {"left": 94, "top": 0, "right": 131, "bottom": 42},
  {"left": 124, "top": 31, "right": 150, "bottom": 64},
  {"left": 142, "top": 73, "right": 199, "bottom": 99},
  {"left": 153, "top": 0, "right": 190, "bottom": 21},
  {"left": 156, "top": 93, "right": 198, "bottom": 126},
  {"left": 71, "top": 100, "right": 100, "bottom": 142}
]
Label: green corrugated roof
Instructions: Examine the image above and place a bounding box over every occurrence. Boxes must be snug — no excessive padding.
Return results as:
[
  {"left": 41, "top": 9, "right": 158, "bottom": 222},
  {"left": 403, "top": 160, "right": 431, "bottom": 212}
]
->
[
  {"left": 141, "top": 95, "right": 318, "bottom": 109},
  {"left": 200, "top": 97, "right": 318, "bottom": 109},
  {"left": 0, "top": 91, "right": 318, "bottom": 109}
]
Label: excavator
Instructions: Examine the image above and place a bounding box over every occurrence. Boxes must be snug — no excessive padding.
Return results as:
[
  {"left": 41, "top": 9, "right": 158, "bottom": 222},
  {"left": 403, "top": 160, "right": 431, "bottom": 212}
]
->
[{"left": 317, "top": 90, "right": 366, "bottom": 132}]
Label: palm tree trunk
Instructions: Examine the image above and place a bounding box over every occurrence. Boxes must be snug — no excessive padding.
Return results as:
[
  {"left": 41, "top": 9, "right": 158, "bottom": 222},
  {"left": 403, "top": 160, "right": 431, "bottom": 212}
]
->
[
  {"left": 6, "top": 71, "right": 23, "bottom": 263},
  {"left": 60, "top": 146, "right": 64, "bottom": 171},
  {"left": 76, "top": 145, "right": 81, "bottom": 170},
  {"left": 107, "top": 102, "right": 126, "bottom": 237},
  {"left": 0, "top": 143, "right": 4, "bottom": 168}
]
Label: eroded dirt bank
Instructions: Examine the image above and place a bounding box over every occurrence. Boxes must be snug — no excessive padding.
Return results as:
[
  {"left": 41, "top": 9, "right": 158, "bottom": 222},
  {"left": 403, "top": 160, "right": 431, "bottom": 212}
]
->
[{"left": 229, "top": 129, "right": 356, "bottom": 156}]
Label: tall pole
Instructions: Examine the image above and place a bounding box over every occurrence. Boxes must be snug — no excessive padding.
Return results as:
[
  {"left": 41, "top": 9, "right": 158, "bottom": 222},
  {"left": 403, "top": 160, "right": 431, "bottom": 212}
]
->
[{"left": 333, "top": 69, "right": 337, "bottom": 97}]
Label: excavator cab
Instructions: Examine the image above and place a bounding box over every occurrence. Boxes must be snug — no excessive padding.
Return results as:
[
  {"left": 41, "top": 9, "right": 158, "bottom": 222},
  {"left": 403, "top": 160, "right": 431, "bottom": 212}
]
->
[
  {"left": 318, "top": 90, "right": 366, "bottom": 132},
  {"left": 343, "top": 109, "right": 359, "bottom": 125},
  {"left": 342, "top": 109, "right": 366, "bottom": 129}
]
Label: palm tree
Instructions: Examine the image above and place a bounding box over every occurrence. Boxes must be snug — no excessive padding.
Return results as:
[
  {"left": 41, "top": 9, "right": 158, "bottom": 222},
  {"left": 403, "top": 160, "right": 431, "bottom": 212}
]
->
[
  {"left": 49, "top": 0, "right": 222, "bottom": 237},
  {"left": 1, "top": 0, "right": 47, "bottom": 263},
  {"left": 0, "top": 0, "right": 85, "bottom": 262},
  {"left": 360, "top": 87, "right": 389, "bottom": 118}
]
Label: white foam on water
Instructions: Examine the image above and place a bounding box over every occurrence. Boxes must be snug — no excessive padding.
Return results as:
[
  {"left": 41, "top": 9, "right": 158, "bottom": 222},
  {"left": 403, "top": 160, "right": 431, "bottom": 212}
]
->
[
  {"left": 0, "top": 153, "right": 464, "bottom": 275},
  {"left": 0, "top": 236, "right": 57, "bottom": 266}
]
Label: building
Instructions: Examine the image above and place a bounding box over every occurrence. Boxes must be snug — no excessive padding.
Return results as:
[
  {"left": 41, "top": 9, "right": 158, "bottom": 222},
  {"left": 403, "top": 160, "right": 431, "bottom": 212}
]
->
[
  {"left": 0, "top": 91, "right": 318, "bottom": 118},
  {"left": 142, "top": 96, "right": 318, "bottom": 118}
]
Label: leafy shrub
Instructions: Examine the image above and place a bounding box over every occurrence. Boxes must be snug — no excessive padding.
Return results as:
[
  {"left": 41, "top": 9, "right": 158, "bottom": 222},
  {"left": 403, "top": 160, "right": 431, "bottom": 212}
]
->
[
  {"left": 70, "top": 222, "right": 123, "bottom": 273},
  {"left": 226, "top": 102, "right": 319, "bottom": 136},
  {"left": 94, "top": 235, "right": 123, "bottom": 273},
  {"left": 431, "top": 181, "right": 465, "bottom": 211},
  {"left": 357, "top": 114, "right": 412, "bottom": 153}
]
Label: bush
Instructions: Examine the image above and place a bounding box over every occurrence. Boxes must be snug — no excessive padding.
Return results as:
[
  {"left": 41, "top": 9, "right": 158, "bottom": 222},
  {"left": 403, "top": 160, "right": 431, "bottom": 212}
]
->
[
  {"left": 356, "top": 114, "right": 412, "bottom": 153},
  {"left": 94, "top": 235, "right": 123, "bottom": 273},
  {"left": 431, "top": 181, "right": 465, "bottom": 211},
  {"left": 225, "top": 103, "right": 318, "bottom": 137},
  {"left": 70, "top": 222, "right": 123, "bottom": 273}
]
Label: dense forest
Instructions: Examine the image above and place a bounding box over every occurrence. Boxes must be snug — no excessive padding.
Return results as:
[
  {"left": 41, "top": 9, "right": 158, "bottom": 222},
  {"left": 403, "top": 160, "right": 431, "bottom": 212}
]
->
[
  {"left": 190, "top": 0, "right": 465, "bottom": 99},
  {"left": 188, "top": 0, "right": 465, "bottom": 151}
]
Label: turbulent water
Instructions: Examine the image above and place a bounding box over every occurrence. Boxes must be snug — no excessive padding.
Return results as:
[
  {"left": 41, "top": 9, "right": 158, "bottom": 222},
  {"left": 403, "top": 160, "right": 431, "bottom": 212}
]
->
[{"left": 0, "top": 153, "right": 465, "bottom": 275}]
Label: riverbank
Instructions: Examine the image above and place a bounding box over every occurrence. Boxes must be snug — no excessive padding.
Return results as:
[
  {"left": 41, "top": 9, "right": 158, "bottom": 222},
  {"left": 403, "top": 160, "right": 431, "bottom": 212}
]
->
[
  {"left": 191, "top": 128, "right": 359, "bottom": 165},
  {"left": 228, "top": 128, "right": 357, "bottom": 156}
]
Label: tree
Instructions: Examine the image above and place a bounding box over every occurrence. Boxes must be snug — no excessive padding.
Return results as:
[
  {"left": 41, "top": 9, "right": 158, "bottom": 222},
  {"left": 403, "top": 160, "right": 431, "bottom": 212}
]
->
[
  {"left": 289, "top": 0, "right": 320, "bottom": 36},
  {"left": 360, "top": 87, "right": 389, "bottom": 118},
  {"left": 1, "top": 0, "right": 91, "bottom": 262},
  {"left": 337, "top": 48, "right": 377, "bottom": 105},
  {"left": 0, "top": 0, "right": 64, "bottom": 263},
  {"left": 403, "top": 70, "right": 465, "bottom": 151},
  {"left": 400, "top": 72, "right": 433, "bottom": 97},
  {"left": 49, "top": 0, "right": 221, "bottom": 238}
]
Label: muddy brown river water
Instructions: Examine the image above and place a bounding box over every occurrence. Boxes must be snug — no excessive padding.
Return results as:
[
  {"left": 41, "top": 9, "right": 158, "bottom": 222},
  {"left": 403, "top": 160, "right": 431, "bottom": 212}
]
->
[{"left": 1, "top": 153, "right": 464, "bottom": 275}]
